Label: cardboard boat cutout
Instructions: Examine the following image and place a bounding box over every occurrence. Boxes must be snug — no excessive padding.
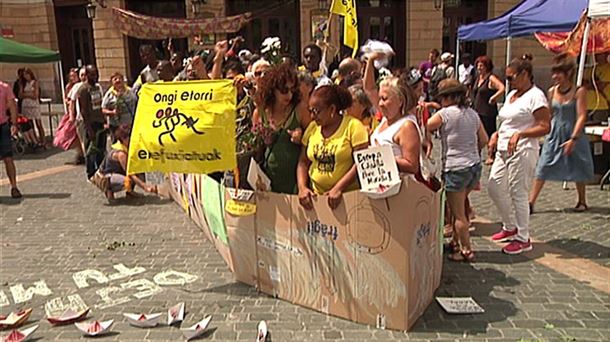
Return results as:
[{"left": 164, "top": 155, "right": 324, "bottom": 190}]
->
[
  {"left": 74, "top": 319, "right": 113, "bottom": 336},
  {"left": 181, "top": 315, "right": 212, "bottom": 341},
  {"left": 167, "top": 161, "right": 443, "bottom": 331},
  {"left": 1, "top": 325, "right": 38, "bottom": 342},
  {"left": 167, "top": 303, "right": 185, "bottom": 325},
  {"left": 0, "top": 309, "right": 32, "bottom": 330},
  {"left": 47, "top": 308, "right": 90, "bottom": 325},
  {"left": 123, "top": 313, "right": 163, "bottom": 328}
]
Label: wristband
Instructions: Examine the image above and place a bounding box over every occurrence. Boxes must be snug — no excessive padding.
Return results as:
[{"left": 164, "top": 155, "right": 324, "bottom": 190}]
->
[{"left": 570, "top": 135, "right": 579, "bottom": 140}]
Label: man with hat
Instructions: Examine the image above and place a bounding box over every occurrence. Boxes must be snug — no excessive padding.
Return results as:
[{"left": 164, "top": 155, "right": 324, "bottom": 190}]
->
[{"left": 428, "top": 52, "right": 455, "bottom": 101}]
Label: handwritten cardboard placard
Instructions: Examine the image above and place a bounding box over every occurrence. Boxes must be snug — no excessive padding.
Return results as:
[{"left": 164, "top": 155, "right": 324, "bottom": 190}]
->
[
  {"left": 436, "top": 297, "right": 485, "bottom": 314},
  {"left": 353, "top": 145, "right": 401, "bottom": 199}
]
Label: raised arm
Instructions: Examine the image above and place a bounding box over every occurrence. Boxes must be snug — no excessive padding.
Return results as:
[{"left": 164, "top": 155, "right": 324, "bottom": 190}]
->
[{"left": 363, "top": 53, "right": 384, "bottom": 111}]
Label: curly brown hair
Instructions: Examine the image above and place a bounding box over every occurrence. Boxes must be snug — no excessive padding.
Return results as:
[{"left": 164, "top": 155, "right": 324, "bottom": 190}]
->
[{"left": 255, "top": 63, "right": 300, "bottom": 110}]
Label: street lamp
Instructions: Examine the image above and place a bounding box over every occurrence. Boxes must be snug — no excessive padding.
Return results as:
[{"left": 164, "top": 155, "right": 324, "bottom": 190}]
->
[
  {"left": 85, "top": 0, "right": 107, "bottom": 20},
  {"left": 190, "top": 0, "right": 207, "bottom": 17},
  {"left": 434, "top": 0, "right": 443, "bottom": 11},
  {"left": 86, "top": 2, "right": 96, "bottom": 19}
]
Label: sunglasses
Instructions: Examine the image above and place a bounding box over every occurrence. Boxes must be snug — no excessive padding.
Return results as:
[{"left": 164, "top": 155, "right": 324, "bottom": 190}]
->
[
  {"left": 505, "top": 71, "right": 522, "bottom": 82},
  {"left": 278, "top": 87, "right": 294, "bottom": 95},
  {"left": 308, "top": 106, "right": 326, "bottom": 116}
]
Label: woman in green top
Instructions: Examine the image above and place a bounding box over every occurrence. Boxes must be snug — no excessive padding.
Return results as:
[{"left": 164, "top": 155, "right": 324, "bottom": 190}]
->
[{"left": 252, "top": 63, "right": 310, "bottom": 194}]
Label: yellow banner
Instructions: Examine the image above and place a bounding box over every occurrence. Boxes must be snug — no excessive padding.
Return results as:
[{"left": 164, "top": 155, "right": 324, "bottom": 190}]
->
[
  {"left": 330, "top": 0, "right": 358, "bottom": 57},
  {"left": 127, "top": 80, "right": 236, "bottom": 175}
]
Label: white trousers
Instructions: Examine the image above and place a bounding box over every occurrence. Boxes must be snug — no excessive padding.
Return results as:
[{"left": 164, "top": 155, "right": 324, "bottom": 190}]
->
[{"left": 488, "top": 148, "right": 538, "bottom": 242}]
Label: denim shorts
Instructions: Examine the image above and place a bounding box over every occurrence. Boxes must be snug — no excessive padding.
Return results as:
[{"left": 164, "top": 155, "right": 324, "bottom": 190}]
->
[{"left": 443, "top": 163, "right": 482, "bottom": 192}]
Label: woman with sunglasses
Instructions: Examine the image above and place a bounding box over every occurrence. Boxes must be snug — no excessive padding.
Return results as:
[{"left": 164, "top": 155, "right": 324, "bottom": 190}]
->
[
  {"left": 488, "top": 55, "right": 551, "bottom": 255},
  {"left": 297, "top": 85, "right": 369, "bottom": 210},
  {"left": 252, "top": 63, "right": 309, "bottom": 194},
  {"left": 529, "top": 54, "right": 594, "bottom": 212}
]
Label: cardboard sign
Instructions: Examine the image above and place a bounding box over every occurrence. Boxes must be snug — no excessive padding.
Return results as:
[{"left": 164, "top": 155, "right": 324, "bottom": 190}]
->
[
  {"left": 436, "top": 297, "right": 485, "bottom": 314},
  {"left": 127, "top": 80, "right": 237, "bottom": 175},
  {"left": 247, "top": 158, "right": 271, "bottom": 191},
  {"left": 168, "top": 173, "right": 442, "bottom": 331},
  {"left": 353, "top": 145, "right": 401, "bottom": 199}
]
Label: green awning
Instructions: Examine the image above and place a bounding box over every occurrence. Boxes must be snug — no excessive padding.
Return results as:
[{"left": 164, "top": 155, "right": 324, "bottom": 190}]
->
[{"left": 0, "top": 37, "right": 60, "bottom": 63}]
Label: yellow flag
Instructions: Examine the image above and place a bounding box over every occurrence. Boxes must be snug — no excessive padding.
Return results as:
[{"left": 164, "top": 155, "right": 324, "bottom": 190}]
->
[
  {"left": 330, "top": 0, "right": 358, "bottom": 57},
  {"left": 127, "top": 80, "right": 236, "bottom": 175}
]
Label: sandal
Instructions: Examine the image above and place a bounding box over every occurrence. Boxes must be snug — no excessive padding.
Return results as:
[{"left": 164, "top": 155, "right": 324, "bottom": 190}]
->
[
  {"left": 573, "top": 202, "right": 589, "bottom": 212},
  {"left": 445, "top": 240, "right": 460, "bottom": 253},
  {"left": 10, "top": 187, "right": 22, "bottom": 199},
  {"left": 448, "top": 249, "right": 475, "bottom": 262}
]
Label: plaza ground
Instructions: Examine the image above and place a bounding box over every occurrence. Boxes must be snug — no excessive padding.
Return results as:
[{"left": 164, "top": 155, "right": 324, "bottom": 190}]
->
[{"left": 0, "top": 141, "right": 608, "bottom": 341}]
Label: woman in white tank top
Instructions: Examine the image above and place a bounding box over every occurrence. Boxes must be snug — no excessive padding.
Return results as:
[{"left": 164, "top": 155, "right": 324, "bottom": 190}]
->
[{"left": 368, "top": 76, "right": 421, "bottom": 174}]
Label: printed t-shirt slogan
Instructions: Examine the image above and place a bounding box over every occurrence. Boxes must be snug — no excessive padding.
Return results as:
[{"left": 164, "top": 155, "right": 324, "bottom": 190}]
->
[{"left": 127, "top": 80, "right": 236, "bottom": 175}]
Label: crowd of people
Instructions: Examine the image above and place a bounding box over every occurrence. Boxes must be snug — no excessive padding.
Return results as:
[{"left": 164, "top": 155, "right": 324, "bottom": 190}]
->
[{"left": 1, "top": 35, "right": 606, "bottom": 260}]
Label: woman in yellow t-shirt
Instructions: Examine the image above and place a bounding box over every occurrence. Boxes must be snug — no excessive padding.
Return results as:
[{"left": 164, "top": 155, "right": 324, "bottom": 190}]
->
[{"left": 297, "top": 85, "right": 369, "bottom": 210}]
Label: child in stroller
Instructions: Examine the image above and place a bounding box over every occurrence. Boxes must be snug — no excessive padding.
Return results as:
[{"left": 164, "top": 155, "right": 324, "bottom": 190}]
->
[{"left": 12, "top": 115, "right": 42, "bottom": 155}]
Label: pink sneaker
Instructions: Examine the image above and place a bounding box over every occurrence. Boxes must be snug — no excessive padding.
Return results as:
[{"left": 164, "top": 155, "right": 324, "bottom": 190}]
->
[
  {"left": 502, "top": 240, "right": 532, "bottom": 255},
  {"left": 491, "top": 229, "right": 517, "bottom": 241}
]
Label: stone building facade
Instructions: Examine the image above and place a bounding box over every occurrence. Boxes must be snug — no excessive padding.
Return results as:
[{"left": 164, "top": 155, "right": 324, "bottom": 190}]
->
[{"left": 0, "top": 0, "right": 555, "bottom": 100}]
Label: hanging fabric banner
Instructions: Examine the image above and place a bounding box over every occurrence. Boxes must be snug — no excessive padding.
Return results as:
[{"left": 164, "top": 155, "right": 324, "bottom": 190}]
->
[
  {"left": 112, "top": 7, "right": 251, "bottom": 40},
  {"left": 535, "top": 13, "right": 610, "bottom": 56}
]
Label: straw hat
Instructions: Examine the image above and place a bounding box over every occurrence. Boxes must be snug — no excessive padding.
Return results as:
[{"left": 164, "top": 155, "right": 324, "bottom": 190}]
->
[{"left": 436, "top": 79, "right": 467, "bottom": 97}]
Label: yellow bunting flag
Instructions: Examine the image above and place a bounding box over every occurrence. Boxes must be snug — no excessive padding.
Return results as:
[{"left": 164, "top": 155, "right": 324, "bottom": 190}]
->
[
  {"left": 330, "top": 0, "right": 359, "bottom": 57},
  {"left": 127, "top": 80, "right": 236, "bottom": 175}
]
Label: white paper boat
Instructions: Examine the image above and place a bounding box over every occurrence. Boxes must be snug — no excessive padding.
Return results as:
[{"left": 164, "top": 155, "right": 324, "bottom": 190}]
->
[
  {"left": 181, "top": 315, "right": 212, "bottom": 341},
  {"left": 74, "top": 319, "right": 114, "bottom": 336},
  {"left": 47, "top": 308, "right": 89, "bottom": 325},
  {"left": 256, "top": 320, "right": 268, "bottom": 342},
  {"left": 123, "top": 312, "right": 163, "bottom": 328},
  {"left": 0, "top": 309, "right": 33, "bottom": 330},
  {"left": 167, "top": 302, "right": 185, "bottom": 325},
  {"left": 2, "top": 325, "right": 38, "bottom": 342}
]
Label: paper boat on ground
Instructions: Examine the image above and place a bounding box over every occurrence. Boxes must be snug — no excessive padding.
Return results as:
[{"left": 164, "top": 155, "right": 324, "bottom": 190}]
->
[
  {"left": 256, "top": 320, "right": 268, "bottom": 342},
  {"left": 2, "top": 325, "right": 38, "bottom": 342},
  {"left": 47, "top": 308, "right": 89, "bottom": 325},
  {"left": 181, "top": 315, "right": 212, "bottom": 341},
  {"left": 0, "top": 309, "right": 33, "bottom": 330},
  {"left": 123, "top": 313, "right": 163, "bottom": 328},
  {"left": 167, "top": 303, "right": 185, "bottom": 325},
  {"left": 75, "top": 319, "right": 113, "bottom": 336}
]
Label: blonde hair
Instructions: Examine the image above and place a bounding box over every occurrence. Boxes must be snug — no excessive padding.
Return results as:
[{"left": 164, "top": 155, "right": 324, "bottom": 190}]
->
[{"left": 379, "top": 76, "right": 418, "bottom": 116}]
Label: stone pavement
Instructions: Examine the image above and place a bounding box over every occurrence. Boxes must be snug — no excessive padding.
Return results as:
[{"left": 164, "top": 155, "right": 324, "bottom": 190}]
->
[{"left": 0, "top": 147, "right": 609, "bottom": 342}]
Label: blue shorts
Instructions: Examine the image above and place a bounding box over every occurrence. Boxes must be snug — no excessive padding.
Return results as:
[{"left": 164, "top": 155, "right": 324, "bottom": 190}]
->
[{"left": 443, "top": 163, "right": 482, "bottom": 192}]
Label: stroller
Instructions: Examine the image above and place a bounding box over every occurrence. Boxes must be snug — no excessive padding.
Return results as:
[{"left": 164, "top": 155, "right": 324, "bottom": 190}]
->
[{"left": 11, "top": 115, "right": 40, "bottom": 155}]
